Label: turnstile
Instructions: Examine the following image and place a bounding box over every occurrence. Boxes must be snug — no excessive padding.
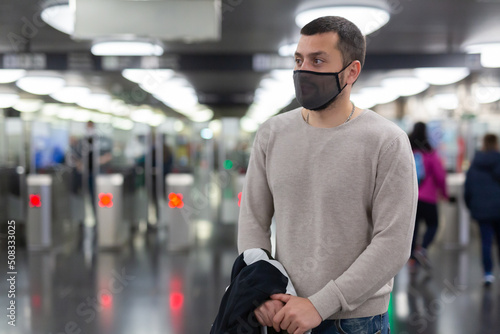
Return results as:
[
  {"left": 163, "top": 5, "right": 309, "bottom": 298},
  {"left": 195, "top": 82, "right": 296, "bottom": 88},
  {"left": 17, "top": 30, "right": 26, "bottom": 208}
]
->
[
  {"left": 165, "top": 173, "right": 195, "bottom": 251},
  {"left": 26, "top": 174, "right": 52, "bottom": 250},
  {"left": 220, "top": 173, "right": 245, "bottom": 224},
  {"left": 439, "top": 173, "right": 470, "bottom": 249},
  {"left": 95, "top": 174, "right": 129, "bottom": 248}
]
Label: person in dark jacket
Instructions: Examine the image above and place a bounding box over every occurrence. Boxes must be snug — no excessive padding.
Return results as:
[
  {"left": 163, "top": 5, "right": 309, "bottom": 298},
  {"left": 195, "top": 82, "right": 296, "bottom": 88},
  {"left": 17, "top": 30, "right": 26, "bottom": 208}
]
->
[{"left": 464, "top": 133, "right": 500, "bottom": 286}]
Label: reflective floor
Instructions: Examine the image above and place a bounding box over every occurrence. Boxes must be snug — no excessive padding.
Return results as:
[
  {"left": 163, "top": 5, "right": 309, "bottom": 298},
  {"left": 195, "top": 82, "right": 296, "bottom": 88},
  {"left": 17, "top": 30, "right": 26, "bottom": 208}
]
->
[{"left": 0, "top": 223, "right": 499, "bottom": 334}]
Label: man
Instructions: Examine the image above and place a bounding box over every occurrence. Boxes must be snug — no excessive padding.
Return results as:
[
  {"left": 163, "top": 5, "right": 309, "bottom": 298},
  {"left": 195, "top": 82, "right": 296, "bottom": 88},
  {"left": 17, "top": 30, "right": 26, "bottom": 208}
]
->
[{"left": 238, "top": 16, "right": 417, "bottom": 334}]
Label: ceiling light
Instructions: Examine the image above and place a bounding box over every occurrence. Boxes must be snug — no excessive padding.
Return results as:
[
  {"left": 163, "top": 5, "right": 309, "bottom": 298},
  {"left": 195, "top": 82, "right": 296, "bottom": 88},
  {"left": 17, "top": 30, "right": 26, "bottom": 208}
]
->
[
  {"left": 105, "top": 100, "right": 130, "bottom": 116},
  {"left": 50, "top": 86, "right": 90, "bottom": 103},
  {"left": 465, "top": 43, "right": 500, "bottom": 68},
  {"left": 122, "top": 69, "right": 174, "bottom": 84},
  {"left": 433, "top": 93, "right": 459, "bottom": 110},
  {"left": 41, "top": 3, "right": 74, "bottom": 35},
  {"left": 240, "top": 116, "right": 259, "bottom": 133},
  {"left": 41, "top": 104, "right": 61, "bottom": 116},
  {"left": 89, "top": 112, "right": 112, "bottom": 124},
  {"left": 414, "top": 67, "right": 470, "bottom": 85},
  {"left": 295, "top": 6, "right": 390, "bottom": 35},
  {"left": 112, "top": 117, "right": 134, "bottom": 131},
  {"left": 200, "top": 128, "right": 213, "bottom": 140},
  {"left": 474, "top": 86, "right": 500, "bottom": 104},
  {"left": 72, "top": 109, "right": 91, "bottom": 122},
  {"left": 91, "top": 41, "right": 164, "bottom": 56},
  {"left": 57, "top": 106, "right": 77, "bottom": 119},
  {"left": 0, "top": 69, "right": 26, "bottom": 83},
  {"left": 16, "top": 76, "right": 66, "bottom": 95},
  {"left": 381, "top": 77, "right": 429, "bottom": 96},
  {"left": 154, "top": 86, "right": 199, "bottom": 111},
  {"left": 174, "top": 120, "right": 184, "bottom": 132},
  {"left": 190, "top": 109, "right": 214, "bottom": 123},
  {"left": 13, "top": 99, "right": 44, "bottom": 113},
  {"left": 278, "top": 43, "right": 298, "bottom": 57},
  {"left": 209, "top": 119, "right": 222, "bottom": 134},
  {"left": 0, "top": 94, "right": 20, "bottom": 109},
  {"left": 350, "top": 93, "right": 377, "bottom": 109},
  {"left": 77, "top": 93, "right": 111, "bottom": 110},
  {"left": 130, "top": 108, "right": 154, "bottom": 123},
  {"left": 465, "top": 42, "right": 500, "bottom": 54},
  {"left": 480, "top": 46, "right": 500, "bottom": 68},
  {"left": 148, "top": 114, "right": 166, "bottom": 127},
  {"left": 359, "top": 87, "right": 399, "bottom": 105}
]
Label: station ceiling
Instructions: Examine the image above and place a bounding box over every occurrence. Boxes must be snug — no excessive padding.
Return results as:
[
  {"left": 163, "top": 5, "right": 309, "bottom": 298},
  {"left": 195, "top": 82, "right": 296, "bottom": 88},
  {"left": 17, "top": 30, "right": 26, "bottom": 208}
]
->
[{"left": 1, "top": 0, "right": 500, "bottom": 118}]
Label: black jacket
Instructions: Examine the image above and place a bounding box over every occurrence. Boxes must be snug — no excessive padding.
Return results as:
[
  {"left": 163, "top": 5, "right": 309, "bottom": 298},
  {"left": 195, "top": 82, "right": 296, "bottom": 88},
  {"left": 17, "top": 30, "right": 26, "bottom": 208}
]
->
[
  {"left": 464, "top": 150, "right": 500, "bottom": 221},
  {"left": 210, "top": 248, "right": 298, "bottom": 334}
]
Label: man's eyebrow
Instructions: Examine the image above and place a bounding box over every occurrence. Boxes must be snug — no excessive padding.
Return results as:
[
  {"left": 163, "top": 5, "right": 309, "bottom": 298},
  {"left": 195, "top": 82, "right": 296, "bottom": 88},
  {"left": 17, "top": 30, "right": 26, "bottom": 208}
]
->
[{"left": 294, "top": 51, "right": 329, "bottom": 57}]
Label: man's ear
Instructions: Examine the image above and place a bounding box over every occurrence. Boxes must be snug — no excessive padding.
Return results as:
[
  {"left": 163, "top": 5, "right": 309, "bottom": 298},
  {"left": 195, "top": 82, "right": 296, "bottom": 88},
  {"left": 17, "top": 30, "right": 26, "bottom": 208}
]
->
[{"left": 346, "top": 60, "right": 362, "bottom": 85}]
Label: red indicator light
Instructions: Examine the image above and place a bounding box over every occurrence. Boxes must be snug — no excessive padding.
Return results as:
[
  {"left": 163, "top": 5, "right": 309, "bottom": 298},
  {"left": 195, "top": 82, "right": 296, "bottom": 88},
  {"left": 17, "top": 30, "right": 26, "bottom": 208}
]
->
[
  {"left": 98, "top": 193, "right": 113, "bottom": 208},
  {"left": 32, "top": 295, "right": 41, "bottom": 308},
  {"left": 100, "top": 293, "right": 113, "bottom": 307},
  {"left": 168, "top": 193, "right": 184, "bottom": 208},
  {"left": 238, "top": 192, "right": 242, "bottom": 207},
  {"left": 170, "top": 292, "right": 184, "bottom": 310},
  {"left": 30, "top": 194, "right": 41, "bottom": 208}
]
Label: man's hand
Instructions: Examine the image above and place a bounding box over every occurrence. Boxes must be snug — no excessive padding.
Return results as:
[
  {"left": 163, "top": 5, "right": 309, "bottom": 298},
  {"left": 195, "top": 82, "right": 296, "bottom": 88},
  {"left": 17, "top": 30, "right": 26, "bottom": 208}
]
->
[
  {"left": 254, "top": 300, "right": 285, "bottom": 327},
  {"left": 271, "top": 294, "right": 322, "bottom": 334}
]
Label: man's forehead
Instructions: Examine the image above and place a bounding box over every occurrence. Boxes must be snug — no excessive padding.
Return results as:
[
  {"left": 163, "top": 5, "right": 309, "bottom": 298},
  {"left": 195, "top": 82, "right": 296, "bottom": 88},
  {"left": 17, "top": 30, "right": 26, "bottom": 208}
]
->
[{"left": 296, "top": 32, "right": 339, "bottom": 54}]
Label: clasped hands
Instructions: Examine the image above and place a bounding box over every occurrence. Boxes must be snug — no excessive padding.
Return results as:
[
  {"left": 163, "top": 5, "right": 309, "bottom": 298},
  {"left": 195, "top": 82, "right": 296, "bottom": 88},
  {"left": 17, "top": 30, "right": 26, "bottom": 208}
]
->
[{"left": 254, "top": 294, "right": 322, "bottom": 334}]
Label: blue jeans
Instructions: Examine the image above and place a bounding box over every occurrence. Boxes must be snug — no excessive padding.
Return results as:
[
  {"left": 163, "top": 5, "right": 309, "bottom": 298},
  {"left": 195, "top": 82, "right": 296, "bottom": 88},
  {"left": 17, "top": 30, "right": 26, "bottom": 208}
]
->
[
  {"left": 311, "top": 312, "right": 390, "bottom": 334},
  {"left": 477, "top": 220, "right": 500, "bottom": 274}
]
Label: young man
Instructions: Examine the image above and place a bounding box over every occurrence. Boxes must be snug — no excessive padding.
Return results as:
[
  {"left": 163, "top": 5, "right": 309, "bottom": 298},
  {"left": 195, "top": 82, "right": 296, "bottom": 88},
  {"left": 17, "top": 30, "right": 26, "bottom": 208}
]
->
[{"left": 237, "top": 16, "right": 418, "bottom": 334}]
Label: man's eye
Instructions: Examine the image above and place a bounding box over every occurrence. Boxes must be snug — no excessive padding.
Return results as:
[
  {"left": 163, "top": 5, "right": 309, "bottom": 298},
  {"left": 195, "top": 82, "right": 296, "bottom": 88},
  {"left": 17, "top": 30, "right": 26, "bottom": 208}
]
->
[
  {"left": 295, "top": 58, "right": 302, "bottom": 64},
  {"left": 314, "top": 59, "right": 324, "bottom": 64}
]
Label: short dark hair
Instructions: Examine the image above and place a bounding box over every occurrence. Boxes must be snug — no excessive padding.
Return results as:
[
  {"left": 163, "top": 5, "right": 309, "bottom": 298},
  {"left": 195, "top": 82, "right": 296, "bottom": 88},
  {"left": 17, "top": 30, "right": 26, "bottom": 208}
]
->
[
  {"left": 300, "top": 16, "right": 366, "bottom": 68},
  {"left": 482, "top": 133, "right": 498, "bottom": 151}
]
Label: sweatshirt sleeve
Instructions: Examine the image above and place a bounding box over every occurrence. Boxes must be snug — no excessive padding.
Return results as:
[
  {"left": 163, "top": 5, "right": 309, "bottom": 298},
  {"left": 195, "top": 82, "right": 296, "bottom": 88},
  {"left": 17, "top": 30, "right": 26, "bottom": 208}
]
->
[
  {"left": 430, "top": 151, "right": 448, "bottom": 199},
  {"left": 237, "top": 124, "right": 275, "bottom": 255},
  {"left": 308, "top": 133, "right": 418, "bottom": 319}
]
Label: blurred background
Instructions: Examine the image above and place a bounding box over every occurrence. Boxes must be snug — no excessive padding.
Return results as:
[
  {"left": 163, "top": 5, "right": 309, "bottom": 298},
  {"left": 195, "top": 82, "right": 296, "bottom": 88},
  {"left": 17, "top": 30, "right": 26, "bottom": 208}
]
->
[{"left": 0, "top": 0, "right": 500, "bottom": 333}]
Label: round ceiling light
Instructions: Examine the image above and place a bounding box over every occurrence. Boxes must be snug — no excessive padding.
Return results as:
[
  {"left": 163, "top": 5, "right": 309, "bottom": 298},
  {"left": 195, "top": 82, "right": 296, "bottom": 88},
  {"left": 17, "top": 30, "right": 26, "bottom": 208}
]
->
[
  {"left": 414, "top": 67, "right": 470, "bottom": 86},
  {"left": 50, "top": 86, "right": 90, "bottom": 103},
  {"left": 16, "top": 76, "right": 66, "bottom": 95},
  {"left": 0, "top": 69, "right": 26, "bottom": 83},
  {"left": 475, "top": 86, "right": 500, "bottom": 104},
  {"left": 381, "top": 77, "right": 429, "bottom": 96},
  {"left": 0, "top": 94, "right": 20, "bottom": 109},
  {"left": 465, "top": 43, "right": 500, "bottom": 68},
  {"left": 295, "top": 6, "right": 390, "bottom": 35},
  {"left": 91, "top": 41, "right": 164, "bottom": 56},
  {"left": 41, "top": 3, "right": 74, "bottom": 35}
]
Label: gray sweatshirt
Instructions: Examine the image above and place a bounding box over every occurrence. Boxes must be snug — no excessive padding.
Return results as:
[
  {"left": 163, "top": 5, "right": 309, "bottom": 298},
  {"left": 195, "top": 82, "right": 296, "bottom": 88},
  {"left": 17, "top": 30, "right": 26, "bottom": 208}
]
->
[{"left": 238, "top": 108, "right": 418, "bottom": 320}]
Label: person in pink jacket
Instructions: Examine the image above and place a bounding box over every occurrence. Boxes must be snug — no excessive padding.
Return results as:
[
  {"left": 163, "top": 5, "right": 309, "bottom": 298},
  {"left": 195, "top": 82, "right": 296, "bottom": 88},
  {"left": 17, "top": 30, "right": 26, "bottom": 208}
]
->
[{"left": 408, "top": 122, "right": 448, "bottom": 272}]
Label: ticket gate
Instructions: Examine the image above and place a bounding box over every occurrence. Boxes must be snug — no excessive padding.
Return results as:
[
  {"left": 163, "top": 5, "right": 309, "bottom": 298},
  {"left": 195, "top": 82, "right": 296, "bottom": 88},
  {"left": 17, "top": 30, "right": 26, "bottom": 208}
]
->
[
  {"left": 165, "top": 173, "right": 195, "bottom": 251},
  {"left": 26, "top": 174, "right": 52, "bottom": 250},
  {"left": 439, "top": 173, "right": 470, "bottom": 249},
  {"left": 95, "top": 174, "right": 130, "bottom": 249}
]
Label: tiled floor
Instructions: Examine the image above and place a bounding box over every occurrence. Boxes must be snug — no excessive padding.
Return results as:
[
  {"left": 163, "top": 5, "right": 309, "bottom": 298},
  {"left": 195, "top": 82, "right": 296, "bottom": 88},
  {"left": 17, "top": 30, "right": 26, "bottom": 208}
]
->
[{"left": 0, "top": 223, "right": 499, "bottom": 334}]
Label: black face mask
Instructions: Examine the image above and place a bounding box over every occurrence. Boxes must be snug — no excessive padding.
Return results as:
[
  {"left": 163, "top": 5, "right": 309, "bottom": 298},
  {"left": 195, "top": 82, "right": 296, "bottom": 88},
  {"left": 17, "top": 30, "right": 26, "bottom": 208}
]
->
[{"left": 293, "top": 62, "right": 352, "bottom": 111}]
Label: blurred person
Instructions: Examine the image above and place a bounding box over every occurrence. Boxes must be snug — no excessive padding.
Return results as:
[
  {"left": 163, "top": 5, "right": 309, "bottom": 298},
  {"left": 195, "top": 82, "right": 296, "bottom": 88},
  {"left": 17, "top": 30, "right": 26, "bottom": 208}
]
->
[
  {"left": 464, "top": 133, "right": 500, "bottom": 286},
  {"left": 238, "top": 16, "right": 417, "bottom": 334},
  {"left": 75, "top": 121, "right": 112, "bottom": 216},
  {"left": 151, "top": 135, "right": 173, "bottom": 221},
  {"left": 408, "top": 122, "right": 448, "bottom": 272}
]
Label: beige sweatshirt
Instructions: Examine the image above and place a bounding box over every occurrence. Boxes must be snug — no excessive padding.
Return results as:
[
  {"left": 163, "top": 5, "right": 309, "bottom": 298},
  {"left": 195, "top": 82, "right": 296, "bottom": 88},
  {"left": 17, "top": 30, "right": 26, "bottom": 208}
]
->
[{"left": 238, "top": 108, "right": 418, "bottom": 320}]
